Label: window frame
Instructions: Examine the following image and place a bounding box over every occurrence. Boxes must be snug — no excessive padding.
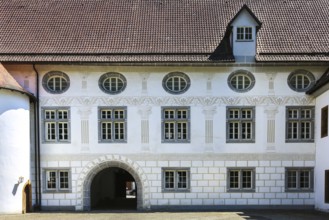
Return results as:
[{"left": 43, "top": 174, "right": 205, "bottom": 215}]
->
[
  {"left": 285, "top": 167, "right": 314, "bottom": 192},
  {"left": 236, "top": 26, "right": 253, "bottom": 41},
  {"left": 286, "top": 106, "right": 315, "bottom": 143},
  {"left": 162, "top": 168, "right": 190, "bottom": 192},
  {"left": 227, "top": 70, "right": 255, "bottom": 93},
  {"left": 227, "top": 168, "right": 256, "bottom": 192},
  {"left": 287, "top": 70, "right": 315, "bottom": 92},
  {"left": 98, "top": 106, "right": 127, "bottom": 143},
  {"left": 321, "top": 106, "right": 328, "bottom": 138},
  {"left": 44, "top": 169, "right": 71, "bottom": 193},
  {"left": 161, "top": 107, "right": 190, "bottom": 143},
  {"left": 42, "top": 107, "right": 70, "bottom": 143},
  {"left": 226, "top": 106, "right": 255, "bottom": 143},
  {"left": 162, "top": 72, "right": 191, "bottom": 95},
  {"left": 42, "top": 71, "right": 70, "bottom": 94},
  {"left": 98, "top": 72, "right": 127, "bottom": 95}
]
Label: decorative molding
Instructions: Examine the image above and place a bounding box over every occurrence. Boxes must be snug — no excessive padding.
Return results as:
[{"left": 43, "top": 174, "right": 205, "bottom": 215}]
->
[
  {"left": 264, "top": 105, "right": 279, "bottom": 152},
  {"left": 266, "top": 72, "right": 277, "bottom": 95},
  {"left": 139, "top": 73, "right": 150, "bottom": 94},
  {"left": 40, "top": 95, "right": 315, "bottom": 107}
]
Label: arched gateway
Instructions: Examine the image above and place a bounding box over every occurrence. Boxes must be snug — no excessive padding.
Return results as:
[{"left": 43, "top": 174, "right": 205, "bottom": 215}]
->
[{"left": 76, "top": 155, "right": 150, "bottom": 211}]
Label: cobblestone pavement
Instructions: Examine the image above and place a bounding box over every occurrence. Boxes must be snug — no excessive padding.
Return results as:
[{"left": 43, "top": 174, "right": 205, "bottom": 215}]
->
[{"left": 1, "top": 210, "right": 329, "bottom": 220}]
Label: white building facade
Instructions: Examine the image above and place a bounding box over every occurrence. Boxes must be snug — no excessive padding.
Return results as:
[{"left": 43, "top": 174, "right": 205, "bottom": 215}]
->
[{"left": 0, "top": 0, "right": 328, "bottom": 214}]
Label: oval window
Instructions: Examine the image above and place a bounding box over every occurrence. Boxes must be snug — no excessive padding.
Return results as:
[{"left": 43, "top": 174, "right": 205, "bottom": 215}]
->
[
  {"left": 287, "top": 70, "right": 315, "bottom": 92},
  {"left": 228, "top": 70, "right": 255, "bottom": 92},
  {"left": 42, "top": 71, "right": 70, "bottom": 94},
  {"left": 99, "top": 72, "right": 127, "bottom": 94},
  {"left": 163, "top": 72, "right": 191, "bottom": 94}
]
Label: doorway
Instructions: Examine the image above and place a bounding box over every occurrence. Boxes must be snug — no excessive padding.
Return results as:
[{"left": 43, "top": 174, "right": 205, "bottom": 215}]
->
[
  {"left": 22, "top": 181, "right": 32, "bottom": 213},
  {"left": 90, "top": 167, "right": 137, "bottom": 210}
]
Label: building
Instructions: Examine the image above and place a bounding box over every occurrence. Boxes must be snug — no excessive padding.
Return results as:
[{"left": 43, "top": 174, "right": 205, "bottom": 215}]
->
[{"left": 0, "top": 0, "right": 328, "bottom": 213}]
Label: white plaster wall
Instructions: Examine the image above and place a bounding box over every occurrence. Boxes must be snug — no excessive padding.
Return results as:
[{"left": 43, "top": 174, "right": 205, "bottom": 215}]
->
[
  {"left": 0, "top": 90, "right": 30, "bottom": 213},
  {"left": 314, "top": 90, "right": 329, "bottom": 211}
]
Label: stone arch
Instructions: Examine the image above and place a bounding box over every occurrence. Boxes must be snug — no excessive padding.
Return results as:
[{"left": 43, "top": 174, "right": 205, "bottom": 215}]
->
[{"left": 76, "top": 155, "right": 150, "bottom": 211}]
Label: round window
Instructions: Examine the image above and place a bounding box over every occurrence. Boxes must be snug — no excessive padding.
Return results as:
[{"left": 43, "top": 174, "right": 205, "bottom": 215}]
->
[
  {"left": 162, "top": 72, "right": 191, "bottom": 94},
  {"left": 42, "top": 71, "right": 70, "bottom": 94},
  {"left": 287, "top": 70, "right": 315, "bottom": 92},
  {"left": 99, "top": 72, "right": 127, "bottom": 94},
  {"left": 228, "top": 70, "right": 255, "bottom": 92}
]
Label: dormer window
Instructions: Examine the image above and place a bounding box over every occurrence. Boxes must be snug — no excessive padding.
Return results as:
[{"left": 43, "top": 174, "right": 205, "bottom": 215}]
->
[{"left": 237, "top": 27, "right": 253, "bottom": 41}]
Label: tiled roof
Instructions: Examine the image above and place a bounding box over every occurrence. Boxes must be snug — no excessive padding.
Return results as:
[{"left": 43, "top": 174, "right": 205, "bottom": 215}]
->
[{"left": 0, "top": 0, "right": 328, "bottom": 62}]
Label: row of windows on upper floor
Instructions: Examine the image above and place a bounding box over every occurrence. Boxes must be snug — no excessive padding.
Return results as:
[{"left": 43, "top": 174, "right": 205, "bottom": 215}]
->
[
  {"left": 44, "top": 167, "right": 314, "bottom": 194},
  {"left": 42, "top": 106, "right": 316, "bottom": 144},
  {"left": 42, "top": 69, "right": 316, "bottom": 95}
]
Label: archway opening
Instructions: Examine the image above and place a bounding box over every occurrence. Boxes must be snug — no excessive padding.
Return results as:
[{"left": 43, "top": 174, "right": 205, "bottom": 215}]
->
[{"left": 90, "top": 167, "right": 137, "bottom": 210}]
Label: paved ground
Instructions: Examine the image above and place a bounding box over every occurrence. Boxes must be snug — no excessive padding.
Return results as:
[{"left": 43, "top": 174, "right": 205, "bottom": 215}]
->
[{"left": 1, "top": 210, "right": 329, "bottom": 220}]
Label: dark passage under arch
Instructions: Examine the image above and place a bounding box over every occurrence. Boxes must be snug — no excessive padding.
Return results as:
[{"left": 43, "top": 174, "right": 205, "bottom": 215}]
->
[{"left": 91, "top": 167, "right": 137, "bottom": 210}]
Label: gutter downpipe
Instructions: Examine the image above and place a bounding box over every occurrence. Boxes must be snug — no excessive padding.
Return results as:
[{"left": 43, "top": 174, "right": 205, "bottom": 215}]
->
[{"left": 32, "top": 64, "right": 41, "bottom": 211}]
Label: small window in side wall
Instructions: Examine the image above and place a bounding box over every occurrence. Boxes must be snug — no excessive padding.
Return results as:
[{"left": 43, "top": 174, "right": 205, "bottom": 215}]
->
[
  {"left": 228, "top": 70, "right": 255, "bottom": 93},
  {"left": 321, "top": 106, "right": 328, "bottom": 138},
  {"left": 325, "top": 170, "right": 329, "bottom": 203},
  {"left": 44, "top": 169, "right": 71, "bottom": 193},
  {"left": 162, "top": 72, "right": 191, "bottom": 95},
  {"left": 99, "top": 72, "right": 127, "bottom": 94},
  {"left": 287, "top": 70, "right": 315, "bottom": 92},
  {"left": 237, "top": 27, "right": 253, "bottom": 41},
  {"left": 162, "top": 168, "right": 190, "bottom": 192},
  {"left": 42, "top": 71, "right": 70, "bottom": 94},
  {"left": 227, "top": 168, "right": 255, "bottom": 192},
  {"left": 285, "top": 168, "right": 314, "bottom": 192}
]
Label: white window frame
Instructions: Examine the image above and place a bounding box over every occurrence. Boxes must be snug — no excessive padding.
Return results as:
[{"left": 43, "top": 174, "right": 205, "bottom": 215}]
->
[
  {"left": 227, "top": 168, "right": 255, "bottom": 192},
  {"left": 98, "top": 107, "right": 127, "bottom": 143},
  {"left": 44, "top": 169, "right": 71, "bottom": 193},
  {"left": 98, "top": 72, "right": 127, "bottom": 94},
  {"left": 287, "top": 70, "right": 315, "bottom": 92},
  {"left": 162, "top": 107, "right": 190, "bottom": 143},
  {"left": 236, "top": 26, "right": 253, "bottom": 41},
  {"left": 285, "top": 167, "right": 314, "bottom": 192},
  {"left": 227, "top": 70, "right": 255, "bottom": 93},
  {"left": 43, "top": 107, "right": 70, "bottom": 143},
  {"left": 162, "top": 72, "right": 191, "bottom": 95},
  {"left": 286, "top": 106, "right": 314, "bottom": 142},
  {"left": 162, "top": 168, "right": 190, "bottom": 192},
  {"left": 42, "top": 71, "right": 70, "bottom": 94},
  {"left": 226, "top": 106, "right": 255, "bottom": 143}
]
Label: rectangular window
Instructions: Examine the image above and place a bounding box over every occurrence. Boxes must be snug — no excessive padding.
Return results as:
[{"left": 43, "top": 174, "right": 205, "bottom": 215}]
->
[
  {"left": 227, "top": 107, "right": 255, "bottom": 143},
  {"left": 237, "top": 27, "right": 253, "bottom": 41},
  {"left": 162, "top": 168, "right": 190, "bottom": 192},
  {"left": 162, "top": 107, "right": 190, "bottom": 143},
  {"left": 321, "top": 106, "right": 328, "bottom": 138},
  {"left": 45, "top": 170, "right": 70, "bottom": 192},
  {"left": 99, "top": 107, "right": 127, "bottom": 143},
  {"left": 227, "top": 168, "right": 255, "bottom": 192},
  {"left": 43, "top": 108, "right": 70, "bottom": 142},
  {"left": 286, "top": 106, "right": 314, "bottom": 142},
  {"left": 325, "top": 170, "right": 329, "bottom": 203},
  {"left": 285, "top": 168, "right": 313, "bottom": 192}
]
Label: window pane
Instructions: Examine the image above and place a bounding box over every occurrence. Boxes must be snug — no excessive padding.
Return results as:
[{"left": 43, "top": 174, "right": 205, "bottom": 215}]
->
[
  {"left": 114, "top": 122, "right": 125, "bottom": 140},
  {"left": 242, "top": 170, "right": 252, "bottom": 189},
  {"left": 287, "top": 171, "right": 297, "bottom": 189},
  {"left": 58, "top": 122, "right": 68, "bottom": 140},
  {"left": 177, "top": 171, "right": 187, "bottom": 189},
  {"left": 177, "top": 122, "right": 188, "bottom": 140},
  {"left": 101, "top": 110, "right": 112, "bottom": 119},
  {"left": 47, "top": 171, "right": 57, "bottom": 189},
  {"left": 164, "top": 122, "right": 175, "bottom": 139},
  {"left": 165, "top": 171, "right": 175, "bottom": 189},
  {"left": 59, "top": 171, "right": 69, "bottom": 189},
  {"left": 300, "top": 171, "right": 310, "bottom": 189},
  {"left": 229, "top": 171, "right": 239, "bottom": 189},
  {"left": 45, "top": 110, "right": 55, "bottom": 119},
  {"left": 46, "top": 122, "right": 56, "bottom": 141},
  {"left": 101, "top": 122, "right": 112, "bottom": 140}
]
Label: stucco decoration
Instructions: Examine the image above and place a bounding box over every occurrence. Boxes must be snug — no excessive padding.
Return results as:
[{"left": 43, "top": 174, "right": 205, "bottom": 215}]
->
[
  {"left": 40, "top": 96, "right": 315, "bottom": 107},
  {"left": 75, "top": 154, "right": 150, "bottom": 211}
]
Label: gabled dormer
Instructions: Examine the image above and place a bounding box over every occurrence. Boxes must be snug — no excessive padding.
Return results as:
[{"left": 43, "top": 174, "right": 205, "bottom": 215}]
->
[{"left": 228, "top": 5, "right": 262, "bottom": 62}]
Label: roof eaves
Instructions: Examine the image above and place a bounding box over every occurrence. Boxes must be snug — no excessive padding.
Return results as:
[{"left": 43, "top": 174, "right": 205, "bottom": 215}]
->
[
  {"left": 227, "top": 4, "right": 262, "bottom": 28},
  {"left": 306, "top": 68, "right": 329, "bottom": 95}
]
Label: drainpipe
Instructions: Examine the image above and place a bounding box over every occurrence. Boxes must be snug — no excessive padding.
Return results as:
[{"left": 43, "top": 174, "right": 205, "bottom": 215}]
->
[{"left": 32, "top": 64, "right": 41, "bottom": 211}]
